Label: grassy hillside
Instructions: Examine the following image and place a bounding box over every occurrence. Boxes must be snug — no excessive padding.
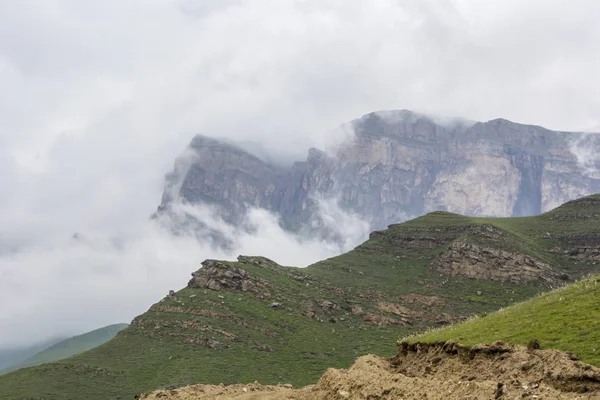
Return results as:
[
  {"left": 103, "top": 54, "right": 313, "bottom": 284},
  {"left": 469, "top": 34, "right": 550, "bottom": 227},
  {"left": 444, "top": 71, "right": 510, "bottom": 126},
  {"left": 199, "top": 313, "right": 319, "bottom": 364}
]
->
[
  {"left": 0, "top": 324, "right": 128, "bottom": 375},
  {"left": 404, "top": 272, "right": 600, "bottom": 366},
  {"left": 1, "top": 195, "right": 599, "bottom": 400}
]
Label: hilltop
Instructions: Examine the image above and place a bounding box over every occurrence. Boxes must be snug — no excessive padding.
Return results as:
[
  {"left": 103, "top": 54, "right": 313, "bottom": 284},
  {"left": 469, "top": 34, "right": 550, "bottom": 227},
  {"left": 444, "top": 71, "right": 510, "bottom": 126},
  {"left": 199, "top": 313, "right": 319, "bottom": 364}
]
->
[
  {"left": 144, "top": 245, "right": 600, "bottom": 399},
  {"left": 1, "top": 195, "right": 599, "bottom": 399}
]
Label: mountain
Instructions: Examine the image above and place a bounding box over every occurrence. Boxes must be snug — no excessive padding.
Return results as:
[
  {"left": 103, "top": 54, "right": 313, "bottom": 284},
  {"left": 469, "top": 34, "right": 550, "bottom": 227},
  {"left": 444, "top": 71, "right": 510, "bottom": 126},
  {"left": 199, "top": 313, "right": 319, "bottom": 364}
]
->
[
  {"left": 157, "top": 110, "right": 600, "bottom": 244},
  {"left": 0, "top": 324, "right": 128, "bottom": 375},
  {"left": 145, "top": 239, "right": 600, "bottom": 399},
  {"left": 1, "top": 195, "right": 599, "bottom": 399}
]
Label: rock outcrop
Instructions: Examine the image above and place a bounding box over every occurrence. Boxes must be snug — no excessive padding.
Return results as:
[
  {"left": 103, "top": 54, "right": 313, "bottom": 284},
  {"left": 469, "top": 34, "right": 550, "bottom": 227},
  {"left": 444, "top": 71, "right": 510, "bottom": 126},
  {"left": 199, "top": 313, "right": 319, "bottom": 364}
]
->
[
  {"left": 431, "top": 241, "right": 561, "bottom": 284},
  {"left": 157, "top": 110, "right": 600, "bottom": 241},
  {"left": 188, "top": 259, "right": 257, "bottom": 292}
]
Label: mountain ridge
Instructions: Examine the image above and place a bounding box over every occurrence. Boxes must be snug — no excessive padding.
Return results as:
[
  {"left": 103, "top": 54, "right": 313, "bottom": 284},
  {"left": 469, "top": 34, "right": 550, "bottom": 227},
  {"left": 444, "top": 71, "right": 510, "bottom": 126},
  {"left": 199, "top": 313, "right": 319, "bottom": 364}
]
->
[{"left": 157, "top": 110, "right": 600, "bottom": 247}]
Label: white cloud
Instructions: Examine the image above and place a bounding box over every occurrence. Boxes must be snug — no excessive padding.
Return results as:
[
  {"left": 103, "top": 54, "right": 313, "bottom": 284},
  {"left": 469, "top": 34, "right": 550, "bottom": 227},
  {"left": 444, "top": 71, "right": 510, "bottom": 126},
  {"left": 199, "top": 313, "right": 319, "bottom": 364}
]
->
[
  {"left": 310, "top": 197, "right": 372, "bottom": 251},
  {"left": 0, "top": 201, "right": 366, "bottom": 348},
  {"left": 1, "top": 0, "right": 600, "bottom": 347},
  {"left": 569, "top": 134, "right": 600, "bottom": 178}
]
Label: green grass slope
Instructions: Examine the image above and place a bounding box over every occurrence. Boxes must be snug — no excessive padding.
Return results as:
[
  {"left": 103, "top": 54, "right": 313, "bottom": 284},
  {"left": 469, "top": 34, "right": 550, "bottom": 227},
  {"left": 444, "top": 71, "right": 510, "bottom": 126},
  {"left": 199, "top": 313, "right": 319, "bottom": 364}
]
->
[
  {"left": 0, "top": 324, "right": 128, "bottom": 375},
  {"left": 404, "top": 273, "right": 600, "bottom": 366},
  {"left": 1, "top": 195, "right": 599, "bottom": 400}
]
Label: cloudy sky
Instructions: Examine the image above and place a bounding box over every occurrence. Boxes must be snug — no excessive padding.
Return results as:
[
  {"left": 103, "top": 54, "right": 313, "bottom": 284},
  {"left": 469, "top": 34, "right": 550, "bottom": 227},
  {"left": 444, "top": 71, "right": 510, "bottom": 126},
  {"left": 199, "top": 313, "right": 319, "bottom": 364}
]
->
[{"left": 1, "top": 0, "right": 600, "bottom": 349}]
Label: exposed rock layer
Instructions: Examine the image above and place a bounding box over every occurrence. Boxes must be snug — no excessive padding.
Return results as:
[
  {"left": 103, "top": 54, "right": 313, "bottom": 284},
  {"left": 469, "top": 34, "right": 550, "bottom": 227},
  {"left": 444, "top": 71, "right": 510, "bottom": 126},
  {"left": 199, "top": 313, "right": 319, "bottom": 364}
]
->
[{"left": 431, "top": 241, "right": 561, "bottom": 284}]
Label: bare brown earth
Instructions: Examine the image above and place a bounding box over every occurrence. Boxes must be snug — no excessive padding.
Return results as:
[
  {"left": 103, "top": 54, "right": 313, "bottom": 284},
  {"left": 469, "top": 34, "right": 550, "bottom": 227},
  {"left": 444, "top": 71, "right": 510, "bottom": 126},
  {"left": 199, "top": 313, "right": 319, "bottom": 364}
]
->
[{"left": 140, "top": 341, "right": 600, "bottom": 399}]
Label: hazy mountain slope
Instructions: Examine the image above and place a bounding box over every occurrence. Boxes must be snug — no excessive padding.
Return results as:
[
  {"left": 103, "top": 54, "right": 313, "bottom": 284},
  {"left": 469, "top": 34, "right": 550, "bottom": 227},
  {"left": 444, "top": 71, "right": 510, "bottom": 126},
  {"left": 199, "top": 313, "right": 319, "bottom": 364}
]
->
[
  {"left": 0, "top": 324, "right": 128, "bottom": 375},
  {"left": 158, "top": 111, "right": 600, "bottom": 242},
  {"left": 1, "top": 195, "right": 599, "bottom": 400},
  {"left": 0, "top": 337, "right": 65, "bottom": 371}
]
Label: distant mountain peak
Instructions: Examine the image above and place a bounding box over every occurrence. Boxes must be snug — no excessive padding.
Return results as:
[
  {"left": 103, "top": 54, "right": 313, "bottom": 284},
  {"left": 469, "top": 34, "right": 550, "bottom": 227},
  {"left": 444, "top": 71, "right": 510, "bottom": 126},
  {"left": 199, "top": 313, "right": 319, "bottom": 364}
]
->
[{"left": 156, "top": 110, "right": 600, "bottom": 249}]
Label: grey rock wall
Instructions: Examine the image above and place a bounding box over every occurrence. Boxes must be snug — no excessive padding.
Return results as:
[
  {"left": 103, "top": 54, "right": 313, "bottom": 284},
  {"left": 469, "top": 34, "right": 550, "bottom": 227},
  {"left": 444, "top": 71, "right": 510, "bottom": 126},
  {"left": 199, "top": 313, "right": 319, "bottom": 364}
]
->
[{"left": 157, "top": 110, "right": 600, "bottom": 238}]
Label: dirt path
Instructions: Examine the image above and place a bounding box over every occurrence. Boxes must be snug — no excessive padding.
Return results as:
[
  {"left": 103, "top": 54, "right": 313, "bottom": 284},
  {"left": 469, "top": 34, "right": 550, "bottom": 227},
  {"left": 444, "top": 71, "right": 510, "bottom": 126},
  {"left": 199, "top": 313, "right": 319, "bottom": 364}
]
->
[{"left": 140, "top": 341, "right": 600, "bottom": 399}]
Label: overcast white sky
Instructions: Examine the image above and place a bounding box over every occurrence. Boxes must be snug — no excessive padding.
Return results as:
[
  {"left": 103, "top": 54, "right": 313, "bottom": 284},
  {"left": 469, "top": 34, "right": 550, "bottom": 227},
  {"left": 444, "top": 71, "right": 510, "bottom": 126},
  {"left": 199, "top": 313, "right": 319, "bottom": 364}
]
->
[{"left": 1, "top": 0, "right": 600, "bottom": 348}]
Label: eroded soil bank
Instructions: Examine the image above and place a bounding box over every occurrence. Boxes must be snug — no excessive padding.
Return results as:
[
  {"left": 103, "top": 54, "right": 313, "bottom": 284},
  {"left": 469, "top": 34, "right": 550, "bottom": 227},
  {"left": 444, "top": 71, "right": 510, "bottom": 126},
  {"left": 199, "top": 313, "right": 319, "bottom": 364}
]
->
[{"left": 140, "top": 341, "right": 600, "bottom": 399}]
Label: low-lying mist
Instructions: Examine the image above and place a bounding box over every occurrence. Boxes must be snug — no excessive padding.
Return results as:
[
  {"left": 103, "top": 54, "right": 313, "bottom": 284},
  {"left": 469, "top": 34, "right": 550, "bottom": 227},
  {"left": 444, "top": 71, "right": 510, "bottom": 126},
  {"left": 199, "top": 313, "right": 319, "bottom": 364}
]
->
[{"left": 0, "top": 198, "right": 369, "bottom": 349}]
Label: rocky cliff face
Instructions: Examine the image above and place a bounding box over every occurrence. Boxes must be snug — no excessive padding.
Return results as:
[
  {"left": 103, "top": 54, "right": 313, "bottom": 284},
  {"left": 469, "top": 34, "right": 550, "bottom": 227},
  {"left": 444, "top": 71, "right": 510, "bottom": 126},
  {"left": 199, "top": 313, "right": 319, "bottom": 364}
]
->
[
  {"left": 158, "top": 110, "right": 600, "bottom": 238},
  {"left": 431, "top": 241, "right": 560, "bottom": 284}
]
